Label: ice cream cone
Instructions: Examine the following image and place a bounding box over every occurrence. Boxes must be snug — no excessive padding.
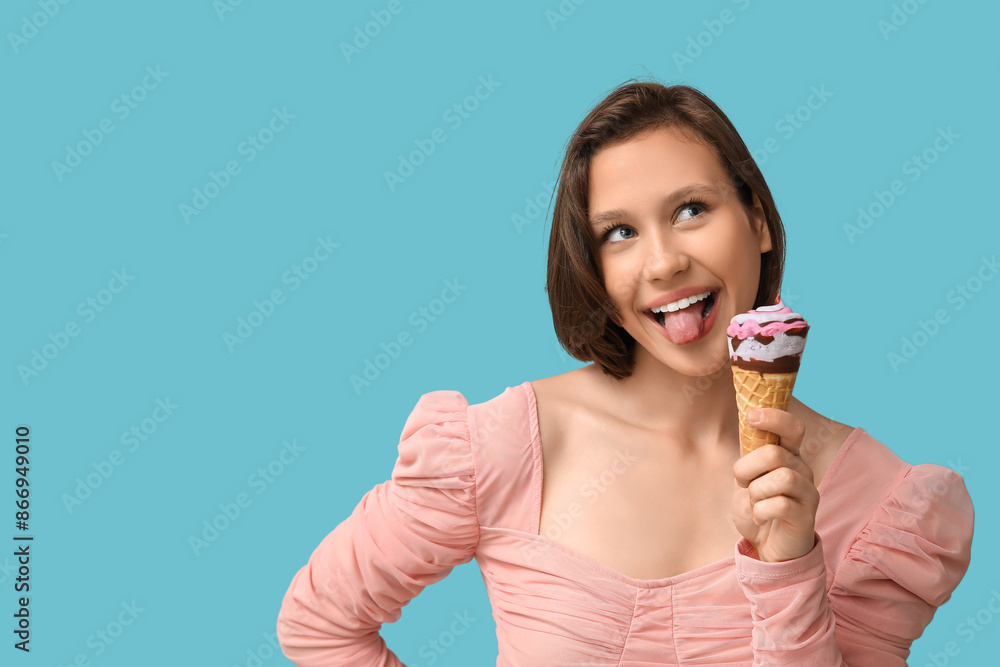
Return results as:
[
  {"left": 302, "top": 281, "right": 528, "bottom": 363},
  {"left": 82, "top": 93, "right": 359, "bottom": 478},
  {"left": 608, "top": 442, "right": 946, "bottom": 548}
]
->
[
  {"left": 731, "top": 367, "right": 798, "bottom": 455},
  {"left": 726, "top": 295, "right": 809, "bottom": 456}
]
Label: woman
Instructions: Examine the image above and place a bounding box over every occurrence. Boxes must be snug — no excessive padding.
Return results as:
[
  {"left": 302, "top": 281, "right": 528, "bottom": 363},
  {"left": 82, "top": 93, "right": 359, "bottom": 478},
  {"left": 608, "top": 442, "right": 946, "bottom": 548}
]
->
[{"left": 277, "top": 81, "right": 974, "bottom": 665}]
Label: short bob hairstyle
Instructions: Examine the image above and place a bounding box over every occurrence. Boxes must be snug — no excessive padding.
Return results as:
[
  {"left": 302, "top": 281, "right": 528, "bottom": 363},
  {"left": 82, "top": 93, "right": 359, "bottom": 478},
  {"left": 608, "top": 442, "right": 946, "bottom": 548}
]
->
[{"left": 546, "top": 80, "right": 787, "bottom": 380}]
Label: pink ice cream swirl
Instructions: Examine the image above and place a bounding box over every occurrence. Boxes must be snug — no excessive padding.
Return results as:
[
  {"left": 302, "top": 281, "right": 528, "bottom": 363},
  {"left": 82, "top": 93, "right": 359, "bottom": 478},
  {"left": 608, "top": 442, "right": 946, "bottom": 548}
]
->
[{"left": 726, "top": 296, "right": 809, "bottom": 371}]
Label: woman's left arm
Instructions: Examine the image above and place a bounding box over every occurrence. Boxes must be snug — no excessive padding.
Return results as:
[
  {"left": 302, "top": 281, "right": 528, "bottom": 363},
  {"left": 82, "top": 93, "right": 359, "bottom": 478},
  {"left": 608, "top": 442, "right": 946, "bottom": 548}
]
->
[{"left": 731, "top": 408, "right": 974, "bottom": 666}]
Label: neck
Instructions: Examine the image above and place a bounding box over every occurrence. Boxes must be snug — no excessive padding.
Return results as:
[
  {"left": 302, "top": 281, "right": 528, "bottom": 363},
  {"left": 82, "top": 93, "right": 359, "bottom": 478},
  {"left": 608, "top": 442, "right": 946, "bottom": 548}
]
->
[{"left": 599, "top": 346, "right": 741, "bottom": 455}]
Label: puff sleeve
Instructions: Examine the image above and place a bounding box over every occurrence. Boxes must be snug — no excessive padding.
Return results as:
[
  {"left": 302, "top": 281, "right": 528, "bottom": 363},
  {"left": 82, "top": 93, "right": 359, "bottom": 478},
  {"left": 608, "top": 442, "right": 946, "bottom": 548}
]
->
[
  {"left": 828, "top": 464, "right": 974, "bottom": 664},
  {"left": 276, "top": 390, "right": 479, "bottom": 667},
  {"left": 735, "top": 463, "right": 974, "bottom": 665}
]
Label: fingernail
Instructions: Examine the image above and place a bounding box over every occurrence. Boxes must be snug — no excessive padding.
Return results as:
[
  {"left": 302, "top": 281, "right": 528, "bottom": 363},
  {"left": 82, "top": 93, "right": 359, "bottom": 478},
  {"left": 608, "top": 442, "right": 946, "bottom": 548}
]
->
[{"left": 747, "top": 409, "right": 761, "bottom": 425}]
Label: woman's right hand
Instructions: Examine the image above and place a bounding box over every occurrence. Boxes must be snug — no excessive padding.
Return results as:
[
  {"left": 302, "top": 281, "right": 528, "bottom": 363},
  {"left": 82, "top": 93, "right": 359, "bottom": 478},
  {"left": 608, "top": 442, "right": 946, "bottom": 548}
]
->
[{"left": 731, "top": 407, "right": 819, "bottom": 562}]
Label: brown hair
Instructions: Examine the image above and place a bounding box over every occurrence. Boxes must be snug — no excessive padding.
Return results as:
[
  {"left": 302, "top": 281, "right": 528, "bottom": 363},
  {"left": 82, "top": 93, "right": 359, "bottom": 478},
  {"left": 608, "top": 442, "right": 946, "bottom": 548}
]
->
[{"left": 546, "top": 79, "right": 786, "bottom": 380}]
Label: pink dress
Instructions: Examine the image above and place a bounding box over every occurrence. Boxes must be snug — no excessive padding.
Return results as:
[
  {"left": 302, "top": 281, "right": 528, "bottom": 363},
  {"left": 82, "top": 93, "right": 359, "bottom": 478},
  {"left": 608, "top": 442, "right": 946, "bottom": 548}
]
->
[{"left": 277, "top": 382, "right": 974, "bottom": 666}]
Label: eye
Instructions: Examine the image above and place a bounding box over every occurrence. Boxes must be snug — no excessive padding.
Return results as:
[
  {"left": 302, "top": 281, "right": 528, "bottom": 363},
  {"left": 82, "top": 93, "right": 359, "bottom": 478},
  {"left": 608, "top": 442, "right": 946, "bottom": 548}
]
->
[
  {"left": 600, "top": 224, "right": 636, "bottom": 243},
  {"left": 677, "top": 200, "right": 708, "bottom": 222}
]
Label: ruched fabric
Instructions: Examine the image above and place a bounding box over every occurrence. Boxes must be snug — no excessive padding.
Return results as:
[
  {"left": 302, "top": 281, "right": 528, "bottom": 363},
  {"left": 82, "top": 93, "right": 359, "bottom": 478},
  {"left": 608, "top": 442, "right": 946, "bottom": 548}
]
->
[
  {"left": 277, "top": 382, "right": 974, "bottom": 666},
  {"left": 277, "top": 391, "right": 478, "bottom": 666}
]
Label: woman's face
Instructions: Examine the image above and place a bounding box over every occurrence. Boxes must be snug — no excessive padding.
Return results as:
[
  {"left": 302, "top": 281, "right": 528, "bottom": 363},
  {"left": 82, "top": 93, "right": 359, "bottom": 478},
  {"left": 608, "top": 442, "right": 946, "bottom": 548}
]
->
[{"left": 587, "top": 125, "right": 772, "bottom": 377}]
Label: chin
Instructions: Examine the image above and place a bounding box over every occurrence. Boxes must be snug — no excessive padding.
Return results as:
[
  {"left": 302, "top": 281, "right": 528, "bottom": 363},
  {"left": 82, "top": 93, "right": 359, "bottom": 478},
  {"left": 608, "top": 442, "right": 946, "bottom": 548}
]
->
[
  {"left": 675, "top": 354, "right": 730, "bottom": 380},
  {"left": 639, "top": 343, "right": 731, "bottom": 380}
]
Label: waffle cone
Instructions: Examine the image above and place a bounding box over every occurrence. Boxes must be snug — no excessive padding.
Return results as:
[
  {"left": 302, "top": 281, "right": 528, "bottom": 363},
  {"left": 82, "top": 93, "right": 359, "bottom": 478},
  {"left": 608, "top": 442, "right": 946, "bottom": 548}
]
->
[{"left": 731, "top": 366, "right": 798, "bottom": 456}]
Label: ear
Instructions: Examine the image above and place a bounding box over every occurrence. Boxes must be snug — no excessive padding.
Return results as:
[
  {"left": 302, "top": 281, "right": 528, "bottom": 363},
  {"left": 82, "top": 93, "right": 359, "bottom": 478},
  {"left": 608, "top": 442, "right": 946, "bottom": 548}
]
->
[{"left": 750, "top": 192, "right": 772, "bottom": 254}]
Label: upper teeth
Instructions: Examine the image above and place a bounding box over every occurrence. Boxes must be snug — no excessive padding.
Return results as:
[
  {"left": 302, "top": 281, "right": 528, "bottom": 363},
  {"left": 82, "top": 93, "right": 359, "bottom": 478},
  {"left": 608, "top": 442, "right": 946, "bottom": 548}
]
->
[{"left": 651, "top": 291, "right": 712, "bottom": 313}]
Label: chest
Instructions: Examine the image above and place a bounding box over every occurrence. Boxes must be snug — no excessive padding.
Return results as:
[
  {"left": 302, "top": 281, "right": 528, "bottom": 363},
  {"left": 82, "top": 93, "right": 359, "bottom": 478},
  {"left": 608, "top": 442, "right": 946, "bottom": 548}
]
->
[{"left": 536, "top": 416, "right": 747, "bottom": 580}]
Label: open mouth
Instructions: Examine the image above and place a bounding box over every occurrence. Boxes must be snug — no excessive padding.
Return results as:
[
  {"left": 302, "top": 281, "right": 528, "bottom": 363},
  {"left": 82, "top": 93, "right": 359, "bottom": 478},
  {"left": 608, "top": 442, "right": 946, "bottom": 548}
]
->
[{"left": 646, "top": 290, "right": 717, "bottom": 329}]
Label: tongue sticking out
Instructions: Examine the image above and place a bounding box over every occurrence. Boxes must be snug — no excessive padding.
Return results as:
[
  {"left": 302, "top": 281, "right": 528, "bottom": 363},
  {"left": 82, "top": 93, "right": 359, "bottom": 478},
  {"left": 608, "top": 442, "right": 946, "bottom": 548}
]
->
[{"left": 662, "top": 308, "right": 703, "bottom": 345}]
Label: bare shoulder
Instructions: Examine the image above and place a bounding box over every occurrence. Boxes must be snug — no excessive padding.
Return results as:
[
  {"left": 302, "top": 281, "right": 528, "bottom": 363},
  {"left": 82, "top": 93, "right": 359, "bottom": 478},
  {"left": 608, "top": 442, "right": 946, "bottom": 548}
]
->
[
  {"left": 530, "top": 364, "right": 608, "bottom": 414},
  {"left": 530, "top": 365, "right": 610, "bottom": 452},
  {"left": 529, "top": 365, "right": 589, "bottom": 421},
  {"left": 790, "top": 398, "right": 857, "bottom": 483}
]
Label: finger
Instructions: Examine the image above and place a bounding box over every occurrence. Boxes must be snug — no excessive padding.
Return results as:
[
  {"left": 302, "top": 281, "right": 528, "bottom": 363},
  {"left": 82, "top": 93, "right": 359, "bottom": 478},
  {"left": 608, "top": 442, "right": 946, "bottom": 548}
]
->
[
  {"left": 731, "top": 479, "right": 761, "bottom": 534},
  {"left": 751, "top": 494, "right": 814, "bottom": 525},
  {"left": 746, "top": 408, "right": 806, "bottom": 455},
  {"left": 733, "top": 444, "right": 813, "bottom": 488},
  {"left": 747, "top": 467, "right": 818, "bottom": 506}
]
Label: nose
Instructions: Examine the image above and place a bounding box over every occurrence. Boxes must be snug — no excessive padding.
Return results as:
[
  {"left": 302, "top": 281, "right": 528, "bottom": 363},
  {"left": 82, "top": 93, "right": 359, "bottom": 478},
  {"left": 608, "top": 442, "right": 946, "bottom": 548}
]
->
[{"left": 642, "top": 227, "right": 689, "bottom": 281}]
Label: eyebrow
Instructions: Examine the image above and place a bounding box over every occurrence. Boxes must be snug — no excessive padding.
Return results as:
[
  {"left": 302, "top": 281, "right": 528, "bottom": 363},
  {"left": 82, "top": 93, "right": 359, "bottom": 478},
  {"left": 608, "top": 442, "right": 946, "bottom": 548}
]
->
[{"left": 588, "top": 184, "right": 719, "bottom": 229}]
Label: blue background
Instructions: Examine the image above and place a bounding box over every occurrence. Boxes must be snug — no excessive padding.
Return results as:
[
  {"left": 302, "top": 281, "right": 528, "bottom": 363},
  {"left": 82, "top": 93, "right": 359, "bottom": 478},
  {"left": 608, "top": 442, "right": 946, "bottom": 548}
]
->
[{"left": 3, "top": 1, "right": 997, "bottom": 665}]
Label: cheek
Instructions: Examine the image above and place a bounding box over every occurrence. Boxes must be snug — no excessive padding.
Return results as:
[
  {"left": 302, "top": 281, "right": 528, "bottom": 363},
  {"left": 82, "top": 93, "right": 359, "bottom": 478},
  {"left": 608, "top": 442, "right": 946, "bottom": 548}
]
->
[
  {"left": 604, "top": 282, "right": 642, "bottom": 325},
  {"left": 604, "top": 265, "right": 639, "bottom": 308},
  {"left": 719, "top": 224, "right": 761, "bottom": 266},
  {"left": 726, "top": 237, "right": 765, "bottom": 301},
  {"left": 605, "top": 284, "right": 632, "bottom": 315},
  {"left": 601, "top": 256, "right": 636, "bottom": 294},
  {"left": 691, "top": 233, "right": 743, "bottom": 273}
]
